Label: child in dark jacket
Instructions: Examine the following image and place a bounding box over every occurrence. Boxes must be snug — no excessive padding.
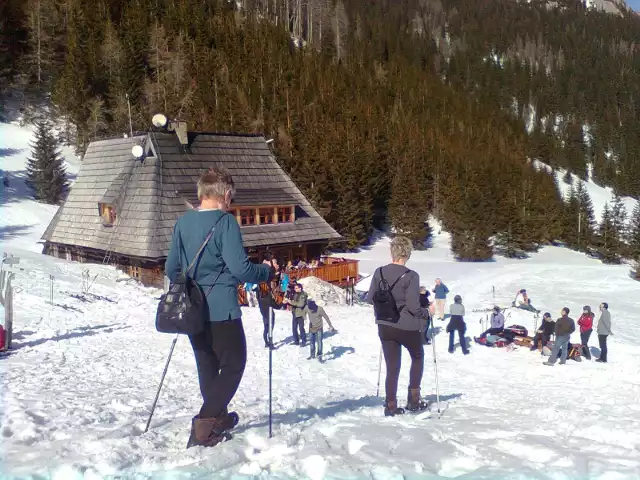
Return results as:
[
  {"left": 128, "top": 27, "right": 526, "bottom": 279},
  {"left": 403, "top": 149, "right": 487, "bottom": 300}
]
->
[
  {"left": 447, "top": 295, "right": 469, "bottom": 354},
  {"left": 577, "top": 305, "right": 594, "bottom": 360},
  {"left": 419, "top": 286, "right": 432, "bottom": 345}
]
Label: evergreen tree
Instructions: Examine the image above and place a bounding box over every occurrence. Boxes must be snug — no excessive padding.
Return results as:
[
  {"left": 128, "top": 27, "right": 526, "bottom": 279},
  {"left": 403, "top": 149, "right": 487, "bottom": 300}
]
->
[
  {"left": 628, "top": 202, "right": 640, "bottom": 262},
  {"left": 25, "top": 120, "right": 68, "bottom": 204},
  {"left": 575, "top": 182, "right": 597, "bottom": 251},
  {"left": 611, "top": 194, "right": 627, "bottom": 256},
  {"left": 596, "top": 203, "right": 619, "bottom": 264}
]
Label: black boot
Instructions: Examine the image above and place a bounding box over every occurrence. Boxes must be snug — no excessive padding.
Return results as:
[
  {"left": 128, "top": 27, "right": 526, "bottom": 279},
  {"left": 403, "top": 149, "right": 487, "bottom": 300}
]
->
[
  {"left": 406, "top": 388, "right": 428, "bottom": 412},
  {"left": 384, "top": 399, "right": 405, "bottom": 417}
]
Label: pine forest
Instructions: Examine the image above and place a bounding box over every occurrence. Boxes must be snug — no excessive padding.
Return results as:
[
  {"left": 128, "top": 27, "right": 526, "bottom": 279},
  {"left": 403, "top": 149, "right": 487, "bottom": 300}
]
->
[{"left": 2, "top": 0, "right": 640, "bottom": 264}]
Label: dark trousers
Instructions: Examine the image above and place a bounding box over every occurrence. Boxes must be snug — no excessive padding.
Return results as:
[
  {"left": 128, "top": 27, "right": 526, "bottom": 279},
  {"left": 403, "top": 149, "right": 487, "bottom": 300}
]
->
[
  {"left": 378, "top": 325, "right": 424, "bottom": 402},
  {"left": 189, "top": 319, "right": 247, "bottom": 419},
  {"left": 292, "top": 316, "right": 306, "bottom": 344},
  {"left": 598, "top": 334, "right": 608, "bottom": 362},
  {"left": 531, "top": 332, "right": 551, "bottom": 350},
  {"left": 310, "top": 330, "right": 323, "bottom": 357},
  {"left": 423, "top": 315, "right": 432, "bottom": 343},
  {"left": 480, "top": 327, "right": 503, "bottom": 338},
  {"left": 580, "top": 329, "right": 592, "bottom": 359},
  {"left": 449, "top": 327, "right": 468, "bottom": 353},
  {"left": 261, "top": 308, "right": 275, "bottom": 347}
]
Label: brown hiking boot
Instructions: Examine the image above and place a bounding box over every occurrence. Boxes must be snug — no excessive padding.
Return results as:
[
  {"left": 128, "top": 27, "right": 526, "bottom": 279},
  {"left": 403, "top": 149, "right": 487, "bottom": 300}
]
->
[
  {"left": 384, "top": 399, "right": 405, "bottom": 417},
  {"left": 406, "top": 388, "right": 428, "bottom": 412},
  {"left": 186, "top": 416, "right": 228, "bottom": 449},
  {"left": 218, "top": 408, "right": 239, "bottom": 431}
]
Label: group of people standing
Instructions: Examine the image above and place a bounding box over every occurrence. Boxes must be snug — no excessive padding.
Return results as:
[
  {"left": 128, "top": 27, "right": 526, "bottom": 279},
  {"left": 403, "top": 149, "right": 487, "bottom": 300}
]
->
[{"left": 537, "top": 304, "right": 613, "bottom": 365}]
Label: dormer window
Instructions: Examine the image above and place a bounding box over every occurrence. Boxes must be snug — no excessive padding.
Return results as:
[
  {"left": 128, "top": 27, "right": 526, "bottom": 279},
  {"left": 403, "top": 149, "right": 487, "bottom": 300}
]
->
[
  {"left": 99, "top": 203, "right": 116, "bottom": 226},
  {"left": 234, "top": 205, "right": 295, "bottom": 226}
]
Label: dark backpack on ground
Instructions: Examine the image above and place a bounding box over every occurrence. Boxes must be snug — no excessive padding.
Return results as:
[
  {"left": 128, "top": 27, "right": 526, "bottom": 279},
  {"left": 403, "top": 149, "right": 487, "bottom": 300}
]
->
[
  {"left": 155, "top": 216, "right": 225, "bottom": 336},
  {"left": 502, "top": 324, "right": 528, "bottom": 341},
  {"left": 372, "top": 268, "right": 410, "bottom": 323}
]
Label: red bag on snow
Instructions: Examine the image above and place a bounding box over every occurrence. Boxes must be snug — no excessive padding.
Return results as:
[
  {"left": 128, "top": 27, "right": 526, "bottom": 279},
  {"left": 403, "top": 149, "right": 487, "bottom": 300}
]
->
[{"left": 0, "top": 325, "right": 6, "bottom": 351}]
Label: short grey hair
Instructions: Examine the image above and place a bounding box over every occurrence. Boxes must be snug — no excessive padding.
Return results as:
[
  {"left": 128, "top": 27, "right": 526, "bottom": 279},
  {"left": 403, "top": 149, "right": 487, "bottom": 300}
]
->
[
  {"left": 197, "top": 167, "right": 236, "bottom": 201},
  {"left": 390, "top": 236, "right": 412, "bottom": 262}
]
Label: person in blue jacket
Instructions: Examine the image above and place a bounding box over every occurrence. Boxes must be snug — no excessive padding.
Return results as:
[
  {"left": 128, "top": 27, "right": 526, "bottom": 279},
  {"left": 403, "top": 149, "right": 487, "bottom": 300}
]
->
[
  {"left": 165, "top": 167, "right": 276, "bottom": 449},
  {"left": 432, "top": 278, "right": 449, "bottom": 321}
]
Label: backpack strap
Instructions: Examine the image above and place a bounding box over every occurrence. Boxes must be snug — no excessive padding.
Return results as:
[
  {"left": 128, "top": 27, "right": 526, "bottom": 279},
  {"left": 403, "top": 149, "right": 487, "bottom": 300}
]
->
[
  {"left": 389, "top": 269, "right": 410, "bottom": 290},
  {"left": 184, "top": 213, "right": 228, "bottom": 277}
]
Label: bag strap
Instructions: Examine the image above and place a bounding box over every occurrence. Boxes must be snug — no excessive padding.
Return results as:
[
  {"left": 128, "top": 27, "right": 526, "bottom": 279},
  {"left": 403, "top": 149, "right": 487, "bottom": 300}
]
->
[{"left": 184, "top": 213, "right": 227, "bottom": 276}]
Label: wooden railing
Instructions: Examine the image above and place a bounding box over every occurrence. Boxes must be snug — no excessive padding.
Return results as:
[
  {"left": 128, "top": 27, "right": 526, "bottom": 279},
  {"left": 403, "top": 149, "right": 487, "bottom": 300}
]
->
[{"left": 236, "top": 257, "right": 359, "bottom": 306}]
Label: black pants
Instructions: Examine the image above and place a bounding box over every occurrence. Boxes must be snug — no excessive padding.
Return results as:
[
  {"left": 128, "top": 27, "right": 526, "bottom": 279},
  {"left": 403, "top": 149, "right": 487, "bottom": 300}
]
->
[
  {"left": 261, "top": 307, "right": 275, "bottom": 347},
  {"left": 292, "top": 316, "right": 306, "bottom": 344},
  {"left": 580, "top": 329, "right": 592, "bottom": 359},
  {"left": 480, "top": 327, "right": 503, "bottom": 338},
  {"left": 531, "top": 332, "right": 551, "bottom": 350},
  {"left": 378, "top": 325, "right": 424, "bottom": 402},
  {"left": 598, "top": 334, "right": 608, "bottom": 362},
  {"left": 189, "top": 319, "right": 247, "bottom": 419}
]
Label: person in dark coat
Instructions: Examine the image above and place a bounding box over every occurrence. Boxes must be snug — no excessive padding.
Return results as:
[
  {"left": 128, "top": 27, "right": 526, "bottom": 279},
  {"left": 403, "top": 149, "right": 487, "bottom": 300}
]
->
[
  {"left": 447, "top": 295, "right": 469, "bottom": 354},
  {"left": 419, "top": 286, "right": 432, "bottom": 345},
  {"left": 530, "top": 312, "right": 555, "bottom": 351},
  {"left": 165, "top": 167, "right": 276, "bottom": 449},
  {"left": 367, "top": 236, "right": 429, "bottom": 417},
  {"left": 544, "top": 308, "right": 575, "bottom": 366},
  {"left": 258, "top": 279, "right": 278, "bottom": 349}
]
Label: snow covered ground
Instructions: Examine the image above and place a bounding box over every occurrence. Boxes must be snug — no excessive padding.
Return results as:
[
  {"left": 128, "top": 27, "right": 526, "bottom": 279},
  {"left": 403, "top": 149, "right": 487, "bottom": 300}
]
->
[{"left": 2, "top": 121, "right": 640, "bottom": 479}]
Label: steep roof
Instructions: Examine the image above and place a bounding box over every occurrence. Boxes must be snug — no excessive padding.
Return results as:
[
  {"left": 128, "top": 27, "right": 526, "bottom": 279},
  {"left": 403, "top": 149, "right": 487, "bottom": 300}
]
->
[{"left": 41, "top": 131, "right": 342, "bottom": 260}]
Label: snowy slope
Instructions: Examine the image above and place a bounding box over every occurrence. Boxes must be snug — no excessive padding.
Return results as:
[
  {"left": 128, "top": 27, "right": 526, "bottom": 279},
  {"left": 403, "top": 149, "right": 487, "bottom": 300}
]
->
[
  {"left": 1, "top": 121, "right": 80, "bottom": 255},
  {"left": 2, "top": 122, "right": 640, "bottom": 479},
  {"left": 533, "top": 160, "right": 638, "bottom": 225}
]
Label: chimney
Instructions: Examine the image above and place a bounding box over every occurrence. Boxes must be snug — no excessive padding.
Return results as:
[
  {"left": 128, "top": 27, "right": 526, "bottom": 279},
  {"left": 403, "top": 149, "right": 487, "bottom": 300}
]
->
[{"left": 168, "top": 120, "right": 189, "bottom": 146}]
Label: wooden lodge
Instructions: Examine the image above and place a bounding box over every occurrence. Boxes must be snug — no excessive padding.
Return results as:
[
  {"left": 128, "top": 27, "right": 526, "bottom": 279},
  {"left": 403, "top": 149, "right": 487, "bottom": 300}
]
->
[{"left": 40, "top": 118, "right": 358, "bottom": 289}]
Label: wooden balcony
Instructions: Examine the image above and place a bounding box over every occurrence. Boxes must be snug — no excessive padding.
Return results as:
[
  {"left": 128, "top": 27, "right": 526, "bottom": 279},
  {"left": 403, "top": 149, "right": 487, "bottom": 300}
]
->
[{"left": 237, "top": 256, "right": 359, "bottom": 306}]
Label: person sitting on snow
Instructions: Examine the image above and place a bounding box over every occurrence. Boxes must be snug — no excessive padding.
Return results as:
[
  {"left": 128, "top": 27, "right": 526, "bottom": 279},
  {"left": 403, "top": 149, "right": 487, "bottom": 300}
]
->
[
  {"left": 480, "top": 306, "right": 505, "bottom": 338},
  {"left": 447, "top": 295, "right": 469, "bottom": 355},
  {"left": 514, "top": 289, "right": 538, "bottom": 313},
  {"left": 530, "top": 312, "right": 555, "bottom": 351}
]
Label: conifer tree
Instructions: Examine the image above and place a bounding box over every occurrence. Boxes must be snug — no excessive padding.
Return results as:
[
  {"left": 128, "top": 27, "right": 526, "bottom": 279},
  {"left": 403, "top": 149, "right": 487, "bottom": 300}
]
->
[
  {"left": 25, "top": 120, "right": 68, "bottom": 204},
  {"left": 628, "top": 203, "right": 640, "bottom": 262},
  {"left": 611, "top": 194, "right": 627, "bottom": 256},
  {"left": 597, "top": 203, "right": 619, "bottom": 263},
  {"left": 575, "top": 182, "right": 597, "bottom": 251}
]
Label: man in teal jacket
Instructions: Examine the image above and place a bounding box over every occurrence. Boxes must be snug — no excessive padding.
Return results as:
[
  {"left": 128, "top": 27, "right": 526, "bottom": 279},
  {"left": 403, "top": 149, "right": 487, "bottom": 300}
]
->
[{"left": 165, "top": 167, "right": 275, "bottom": 449}]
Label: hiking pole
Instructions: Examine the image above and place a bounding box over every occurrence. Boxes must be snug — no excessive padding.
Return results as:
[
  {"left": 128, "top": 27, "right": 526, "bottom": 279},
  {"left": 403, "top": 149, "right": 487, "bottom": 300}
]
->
[
  {"left": 431, "top": 329, "right": 441, "bottom": 415},
  {"left": 144, "top": 334, "right": 178, "bottom": 433},
  {"left": 268, "top": 302, "right": 274, "bottom": 439},
  {"left": 376, "top": 345, "right": 383, "bottom": 397}
]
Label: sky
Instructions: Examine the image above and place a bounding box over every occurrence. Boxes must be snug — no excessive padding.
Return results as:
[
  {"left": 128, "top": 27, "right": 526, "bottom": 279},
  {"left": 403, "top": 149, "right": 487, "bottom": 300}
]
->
[{"left": 627, "top": 0, "right": 640, "bottom": 11}]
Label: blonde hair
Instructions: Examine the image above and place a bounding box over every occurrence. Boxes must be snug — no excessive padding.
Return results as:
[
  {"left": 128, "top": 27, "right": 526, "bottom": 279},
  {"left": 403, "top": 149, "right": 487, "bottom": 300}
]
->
[
  {"left": 390, "top": 236, "right": 412, "bottom": 262},
  {"left": 197, "top": 167, "right": 236, "bottom": 201}
]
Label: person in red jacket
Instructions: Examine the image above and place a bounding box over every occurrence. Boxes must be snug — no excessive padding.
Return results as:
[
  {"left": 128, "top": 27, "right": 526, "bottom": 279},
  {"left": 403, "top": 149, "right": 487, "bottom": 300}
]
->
[{"left": 577, "top": 305, "right": 594, "bottom": 360}]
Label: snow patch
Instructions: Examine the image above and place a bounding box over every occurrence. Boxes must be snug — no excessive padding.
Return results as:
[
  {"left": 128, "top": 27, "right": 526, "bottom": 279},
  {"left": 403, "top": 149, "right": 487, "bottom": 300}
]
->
[{"left": 298, "top": 276, "right": 347, "bottom": 306}]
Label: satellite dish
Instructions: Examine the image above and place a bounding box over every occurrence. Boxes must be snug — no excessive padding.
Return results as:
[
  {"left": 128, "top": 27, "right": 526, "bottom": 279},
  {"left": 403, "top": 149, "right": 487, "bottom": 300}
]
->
[
  {"left": 152, "top": 113, "right": 168, "bottom": 128},
  {"left": 131, "top": 145, "right": 144, "bottom": 158}
]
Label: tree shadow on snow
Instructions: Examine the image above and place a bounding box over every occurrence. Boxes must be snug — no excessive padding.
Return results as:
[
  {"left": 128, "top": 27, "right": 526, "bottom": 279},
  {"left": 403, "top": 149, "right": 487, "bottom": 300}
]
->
[
  {"left": 0, "top": 224, "right": 36, "bottom": 240},
  {"left": 11, "top": 329, "right": 37, "bottom": 341},
  {"left": 236, "top": 395, "right": 384, "bottom": 432},
  {"left": 0, "top": 148, "right": 24, "bottom": 158},
  {"left": 423, "top": 392, "right": 464, "bottom": 403},
  {"left": 13, "top": 323, "right": 131, "bottom": 349}
]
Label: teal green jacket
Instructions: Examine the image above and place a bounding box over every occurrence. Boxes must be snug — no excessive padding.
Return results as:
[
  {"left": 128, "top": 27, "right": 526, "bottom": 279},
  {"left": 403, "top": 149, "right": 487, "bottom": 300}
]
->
[{"left": 165, "top": 209, "right": 271, "bottom": 322}]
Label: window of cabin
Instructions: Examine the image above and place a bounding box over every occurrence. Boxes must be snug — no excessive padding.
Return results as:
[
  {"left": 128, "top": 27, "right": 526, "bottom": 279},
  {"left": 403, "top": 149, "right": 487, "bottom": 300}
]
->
[
  {"left": 259, "top": 208, "right": 274, "bottom": 225},
  {"left": 99, "top": 203, "right": 116, "bottom": 225},
  {"left": 277, "top": 206, "right": 294, "bottom": 223},
  {"left": 240, "top": 208, "right": 256, "bottom": 226}
]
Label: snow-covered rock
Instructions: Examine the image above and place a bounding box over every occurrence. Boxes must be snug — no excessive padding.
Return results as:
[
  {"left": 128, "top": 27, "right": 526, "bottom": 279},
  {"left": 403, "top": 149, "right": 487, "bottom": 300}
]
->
[{"left": 297, "top": 276, "right": 347, "bottom": 306}]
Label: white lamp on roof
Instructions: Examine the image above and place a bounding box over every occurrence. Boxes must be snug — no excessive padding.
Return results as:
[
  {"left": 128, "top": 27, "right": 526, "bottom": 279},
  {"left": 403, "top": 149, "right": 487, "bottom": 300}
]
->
[
  {"left": 131, "top": 144, "right": 144, "bottom": 159},
  {"left": 152, "top": 113, "right": 168, "bottom": 128}
]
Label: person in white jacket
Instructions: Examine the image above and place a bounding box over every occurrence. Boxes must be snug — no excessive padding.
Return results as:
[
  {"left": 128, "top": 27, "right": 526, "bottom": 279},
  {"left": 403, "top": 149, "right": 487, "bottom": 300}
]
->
[{"left": 596, "top": 302, "right": 613, "bottom": 363}]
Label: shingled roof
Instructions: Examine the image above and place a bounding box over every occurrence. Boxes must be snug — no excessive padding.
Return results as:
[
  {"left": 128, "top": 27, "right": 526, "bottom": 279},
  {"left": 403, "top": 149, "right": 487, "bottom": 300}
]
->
[{"left": 41, "top": 131, "right": 342, "bottom": 260}]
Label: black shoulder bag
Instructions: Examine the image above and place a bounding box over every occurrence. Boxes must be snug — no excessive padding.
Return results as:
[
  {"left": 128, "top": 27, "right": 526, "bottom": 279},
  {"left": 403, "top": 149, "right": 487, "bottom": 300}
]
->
[{"left": 155, "top": 217, "right": 225, "bottom": 336}]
